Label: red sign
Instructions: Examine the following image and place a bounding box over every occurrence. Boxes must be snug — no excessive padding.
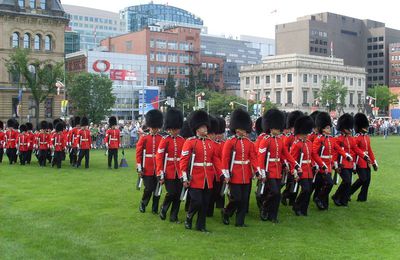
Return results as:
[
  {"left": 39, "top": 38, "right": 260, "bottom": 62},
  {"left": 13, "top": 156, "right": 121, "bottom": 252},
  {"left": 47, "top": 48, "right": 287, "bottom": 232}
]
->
[
  {"left": 110, "top": 70, "right": 137, "bottom": 81},
  {"left": 93, "top": 60, "right": 111, "bottom": 72}
]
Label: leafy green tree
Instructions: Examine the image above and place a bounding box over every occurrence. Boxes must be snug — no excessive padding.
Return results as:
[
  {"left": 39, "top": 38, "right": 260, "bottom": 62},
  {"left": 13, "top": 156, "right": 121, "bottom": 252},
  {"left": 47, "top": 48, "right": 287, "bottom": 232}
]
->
[
  {"left": 5, "top": 48, "right": 64, "bottom": 126},
  {"left": 68, "top": 72, "right": 115, "bottom": 124},
  {"left": 318, "top": 79, "right": 348, "bottom": 112},
  {"left": 367, "top": 85, "right": 398, "bottom": 113},
  {"left": 165, "top": 72, "right": 176, "bottom": 98}
]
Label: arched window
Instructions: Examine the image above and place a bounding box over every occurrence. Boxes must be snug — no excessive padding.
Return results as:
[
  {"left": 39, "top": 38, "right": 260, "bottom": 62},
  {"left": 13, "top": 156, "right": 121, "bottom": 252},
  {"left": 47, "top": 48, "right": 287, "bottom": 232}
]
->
[
  {"left": 40, "top": 0, "right": 46, "bottom": 9},
  {"left": 29, "top": 0, "right": 35, "bottom": 8},
  {"left": 18, "top": 0, "right": 25, "bottom": 8},
  {"left": 44, "top": 35, "right": 52, "bottom": 51},
  {"left": 23, "top": 33, "right": 31, "bottom": 49},
  {"left": 12, "top": 32, "right": 19, "bottom": 48},
  {"left": 34, "top": 34, "right": 41, "bottom": 50}
]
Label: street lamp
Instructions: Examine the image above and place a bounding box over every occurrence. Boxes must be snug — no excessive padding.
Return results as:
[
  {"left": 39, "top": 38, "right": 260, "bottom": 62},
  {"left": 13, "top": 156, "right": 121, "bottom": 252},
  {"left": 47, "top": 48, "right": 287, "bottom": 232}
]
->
[{"left": 194, "top": 91, "right": 205, "bottom": 110}]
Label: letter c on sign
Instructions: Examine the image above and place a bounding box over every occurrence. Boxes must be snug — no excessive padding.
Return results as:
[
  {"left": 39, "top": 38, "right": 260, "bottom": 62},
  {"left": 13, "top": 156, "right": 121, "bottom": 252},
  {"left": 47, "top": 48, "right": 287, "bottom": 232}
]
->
[{"left": 93, "top": 60, "right": 111, "bottom": 72}]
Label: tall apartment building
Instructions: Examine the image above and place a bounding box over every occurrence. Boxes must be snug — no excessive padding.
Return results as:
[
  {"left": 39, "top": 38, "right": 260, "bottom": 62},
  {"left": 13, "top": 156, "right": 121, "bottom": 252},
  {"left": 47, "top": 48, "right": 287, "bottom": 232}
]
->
[
  {"left": 389, "top": 43, "right": 400, "bottom": 88},
  {"left": 64, "top": 27, "right": 80, "bottom": 54},
  {"left": 63, "top": 4, "right": 126, "bottom": 51},
  {"left": 276, "top": 12, "right": 400, "bottom": 88},
  {"left": 240, "top": 35, "right": 275, "bottom": 58}
]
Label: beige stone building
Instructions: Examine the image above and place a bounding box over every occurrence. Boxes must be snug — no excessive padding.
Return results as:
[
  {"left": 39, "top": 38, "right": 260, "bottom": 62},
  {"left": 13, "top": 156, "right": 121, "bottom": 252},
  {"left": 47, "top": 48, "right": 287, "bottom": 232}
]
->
[
  {"left": 240, "top": 54, "right": 367, "bottom": 114},
  {"left": 0, "top": 0, "right": 68, "bottom": 126}
]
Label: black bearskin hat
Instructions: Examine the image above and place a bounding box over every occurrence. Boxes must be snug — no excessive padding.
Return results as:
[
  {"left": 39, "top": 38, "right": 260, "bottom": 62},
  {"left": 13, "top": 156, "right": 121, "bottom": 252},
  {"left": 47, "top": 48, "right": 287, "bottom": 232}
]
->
[
  {"left": 74, "top": 116, "right": 81, "bottom": 126},
  {"left": 0, "top": 120, "right": 3, "bottom": 130},
  {"left": 287, "top": 110, "right": 304, "bottom": 129},
  {"left": 337, "top": 113, "right": 354, "bottom": 131},
  {"left": 180, "top": 120, "right": 193, "bottom": 138},
  {"left": 164, "top": 108, "right": 183, "bottom": 130},
  {"left": 216, "top": 116, "right": 226, "bottom": 135},
  {"left": 81, "top": 117, "right": 89, "bottom": 127},
  {"left": 40, "top": 120, "right": 48, "bottom": 130},
  {"left": 47, "top": 122, "right": 53, "bottom": 130},
  {"left": 19, "top": 124, "right": 27, "bottom": 132},
  {"left": 309, "top": 111, "right": 320, "bottom": 127},
  {"left": 55, "top": 122, "right": 64, "bottom": 132},
  {"left": 145, "top": 109, "right": 163, "bottom": 129},
  {"left": 53, "top": 118, "right": 61, "bottom": 128},
  {"left": 189, "top": 110, "right": 210, "bottom": 133},
  {"left": 208, "top": 116, "right": 219, "bottom": 134},
  {"left": 262, "top": 109, "right": 285, "bottom": 132},
  {"left": 109, "top": 116, "right": 117, "bottom": 127},
  {"left": 255, "top": 117, "right": 263, "bottom": 135},
  {"left": 354, "top": 113, "right": 369, "bottom": 133},
  {"left": 294, "top": 116, "right": 314, "bottom": 135},
  {"left": 230, "top": 108, "right": 252, "bottom": 133},
  {"left": 69, "top": 117, "right": 75, "bottom": 128},
  {"left": 13, "top": 120, "right": 19, "bottom": 130},
  {"left": 26, "top": 122, "right": 33, "bottom": 131},
  {"left": 316, "top": 112, "right": 332, "bottom": 132}
]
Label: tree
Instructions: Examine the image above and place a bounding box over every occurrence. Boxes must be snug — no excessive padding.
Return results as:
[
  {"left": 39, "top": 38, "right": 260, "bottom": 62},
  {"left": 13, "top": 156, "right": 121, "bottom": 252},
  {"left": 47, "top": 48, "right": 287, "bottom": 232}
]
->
[
  {"left": 5, "top": 48, "right": 64, "bottom": 126},
  {"left": 68, "top": 72, "right": 115, "bottom": 124},
  {"left": 367, "top": 85, "right": 398, "bottom": 114},
  {"left": 318, "top": 79, "right": 348, "bottom": 112},
  {"left": 165, "top": 72, "right": 176, "bottom": 98}
]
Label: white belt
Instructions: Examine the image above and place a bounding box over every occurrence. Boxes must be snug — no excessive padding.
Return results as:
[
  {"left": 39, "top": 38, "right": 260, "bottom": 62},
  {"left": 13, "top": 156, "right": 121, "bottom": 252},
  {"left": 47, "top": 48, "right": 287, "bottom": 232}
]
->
[
  {"left": 55, "top": 143, "right": 63, "bottom": 145},
  {"left": 302, "top": 160, "right": 312, "bottom": 164},
  {"left": 167, "top": 157, "right": 180, "bottom": 161},
  {"left": 321, "top": 155, "right": 332, "bottom": 159},
  {"left": 145, "top": 154, "right": 155, "bottom": 158},
  {"left": 110, "top": 138, "right": 118, "bottom": 141},
  {"left": 8, "top": 139, "right": 15, "bottom": 141},
  {"left": 20, "top": 143, "right": 27, "bottom": 145},
  {"left": 233, "top": 160, "right": 250, "bottom": 165},
  {"left": 40, "top": 142, "right": 47, "bottom": 144},
  {"left": 269, "top": 158, "right": 280, "bottom": 162},
  {"left": 81, "top": 139, "right": 89, "bottom": 141},
  {"left": 193, "top": 162, "right": 213, "bottom": 167}
]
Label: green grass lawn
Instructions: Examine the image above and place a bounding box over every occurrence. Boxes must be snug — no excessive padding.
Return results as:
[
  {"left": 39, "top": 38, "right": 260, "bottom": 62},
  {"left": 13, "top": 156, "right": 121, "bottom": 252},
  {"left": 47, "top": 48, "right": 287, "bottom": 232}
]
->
[{"left": 1, "top": 137, "right": 400, "bottom": 259}]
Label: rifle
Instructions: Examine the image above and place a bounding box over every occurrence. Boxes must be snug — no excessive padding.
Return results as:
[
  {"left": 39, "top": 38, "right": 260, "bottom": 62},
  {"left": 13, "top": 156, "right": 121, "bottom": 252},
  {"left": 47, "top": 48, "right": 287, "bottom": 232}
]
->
[
  {"left": 292, "top": 148, "right": 304, "bottom": 193},
  {"left": 257, "top": 138, "right": 271, "bottom": 196},
  {"left": 155, "top": 151, "right": 167, "bottom": 197},
  {"left": 180, "top": 142, "right": 196, "bottom": 201},
  {"left": 221, "top": 139, "right": 237, "bottom": 197},
  {"left": 313, "top": 145, "right": 325, "bottom": 184},
  {"left": 136, "top": 144, "right": 146, "bottom": 190}
]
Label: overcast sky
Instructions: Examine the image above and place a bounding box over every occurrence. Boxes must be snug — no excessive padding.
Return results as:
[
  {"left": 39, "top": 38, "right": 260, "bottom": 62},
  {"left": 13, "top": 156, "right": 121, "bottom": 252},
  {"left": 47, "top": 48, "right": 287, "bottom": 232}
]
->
[{"left": 62, "top": 0, "right": 400, "bottom": 39}]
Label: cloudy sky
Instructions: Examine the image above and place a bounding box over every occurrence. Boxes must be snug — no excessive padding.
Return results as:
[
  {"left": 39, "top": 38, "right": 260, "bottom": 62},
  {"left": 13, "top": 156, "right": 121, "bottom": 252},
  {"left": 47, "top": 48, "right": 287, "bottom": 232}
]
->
[{"left": 62, "top": 0, "right": 400, "bottom": 39}]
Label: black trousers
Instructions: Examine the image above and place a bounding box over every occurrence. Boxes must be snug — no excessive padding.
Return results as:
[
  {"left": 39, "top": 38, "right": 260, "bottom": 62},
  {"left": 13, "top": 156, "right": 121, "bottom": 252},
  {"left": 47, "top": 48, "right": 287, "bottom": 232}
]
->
[
  {"left": 108, "top": 148, "right": 118, "bottom": 169},
  {"left": 161, "top": 178, "right": 183, "bottom": 221},
  {"left": 294, "top": 179, "right": 312, "bottom": 215},
  {"left": 46, "top": 149, "right": 52, "bottom": 163},
  {"left": 333, "top": 168, "right": 352, "bottom": 205},
  {"left": 187, "top": 186, "right": 212, "bottom": 230},
  {"left": 52, "top": 151, "right": 63, "bottom": 169},
  {"left": 26, "top": 150, "right": 33, "bottom": 164},
  {"left": 351, "top": 168, "right": 371, "bottom": 202},
  {"left": 262, "top": 178, "right": 281, "bottom": 220},
  {"left": 224, "top": 183, "right": 250, "bottom": 225},
  {"left": 312, "top": 173, "right": 324, "bottom": 200},
  {"left": 19, "top": 151, "right": 28, "bottom": 165},
  {"left": 38, "top": 149, "right": 47, "bottom": 166},
  {"left": 0, "top": 148, "right": 4, "bottom": 163},
  {"left": 282, "top": 174, "right": 297, "bottom": 205},
  {"left": 316, "top": 173, "right": 334, "bottom": 209},
  {"left": 77, "top": 149, "right": 90, "bottom": 168},
  {"left": 6, "top": 148, "right": 17, "bottom": 164},
  {"left": 141, "top": 175, "right": 160, "bottom": 212},
  {"left": 69, "top": 147, "right": 77, "bottom": 166},
  {"left": 207, "top": 179, "right": 225, "bottom": 217}
]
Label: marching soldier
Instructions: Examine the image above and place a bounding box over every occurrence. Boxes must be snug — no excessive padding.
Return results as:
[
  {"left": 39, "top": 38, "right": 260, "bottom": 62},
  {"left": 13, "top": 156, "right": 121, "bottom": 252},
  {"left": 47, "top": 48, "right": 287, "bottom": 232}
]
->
[
  {"left": 68, "top": 116, "right": 80, "bottom": 167},
  {"left": 17, "top": 124, "right": 29, "bottom": 165},
  {"left": 179, "top": 120, "right": 194, "bottom": 212},
  {"left": 136, "top": 109, "right": 163, "bottom": 214},
  {"left": 46, "top": 122, "right": 54, "bottom": 163},
  {"left": 312, "top": 112, "right": 349, "bottom": 210},
  {"left": 25, "top": 123, "right": 34, "bottom": 164},
  {"left": 51, "top": 122, "right": 66, "bottom": 169},
  {"left": 0, "top": 121, "right": 4, "bottom": 163},
  {"left": 290, "top": 116, "right": 326, "bottom": 216},
  {"left": 76, "top": 117, "right": 91, "bottom": 169},
  {"left": 36, "top": 121, "right": 50, "bottom": 167},
  {"left": 258, "top": 109, "right": 299, "bottom": 223},
  {"left": 180, "top": 110, "right": 223, "bottom": 232},
  {"left": 221, "top": 109, "right": 258, "bottom": 227},
  {"left": 104, "top": 116, "right": 121, "bottom": 169},
  {"left": 5, "top": 119, "right": 19, "bottom": 164},
  {"left": 350, "top": 113, "right": 378, "bottom": 202},
  {"left": 307, "top": 111, "right": 320, "bottom": 143},
  {"left": 332, "top": 113, "right": 366, "bottom": 207},
  {"left": 156, "top": 108, "right": 185, "bottom": 222}
]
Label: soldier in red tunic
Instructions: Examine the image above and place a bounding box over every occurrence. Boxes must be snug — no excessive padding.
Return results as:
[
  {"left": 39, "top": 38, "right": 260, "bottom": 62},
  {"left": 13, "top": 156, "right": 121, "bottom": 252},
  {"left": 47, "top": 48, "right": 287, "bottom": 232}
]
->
[
  {"left": 136, "top": 109, "right": 163, "bottom": 214},
  {"left": 0, "top": 121, "right": 4, "bottom": 163},
  {"left": 307, "top": 111, "right": 320, "bottom": 143},
  {"left": 76, "top": 117, "right": 92, "bottom": 168},
  {"left": 221, "top": 109, "right": 258, "bottom": 227},
  {"left": 68, "top": 116, "right": 80, "bottom": 167},
  {"left": 350, "top": 113, "right": 378, "bottom": 202},
  {"left": 157, "top": 108, "right": 185, "bottom": 222},
  {"left": 51, "top": 122, "right": 66, "bottom": 169},
  {"left": 179, "top": 120, "right": 194, "bottom": 212},
  {"left": 25, "top": 122, "right": 34, "bottom": 164},
  {"left": 36, "top": 121, "right": 50, "bottom": 167},
  {"left": 17, "top": 124, "right": 29, "bottom": 165},
  {"left": 179, "top": 110, "right": 223, "bottom": 232},
  {"left": 104, "top": 116, "right": 121, "bottom": 169}
]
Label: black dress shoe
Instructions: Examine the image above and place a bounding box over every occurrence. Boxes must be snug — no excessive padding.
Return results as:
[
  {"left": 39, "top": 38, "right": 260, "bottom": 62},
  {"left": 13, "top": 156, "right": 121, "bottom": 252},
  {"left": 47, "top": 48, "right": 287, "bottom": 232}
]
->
[
  {"left": 221, "top": 211, "right": 229, "bottom": 225},
  {"left": 159, "top": 210, "right": 166, "bottom": 220},
  {"left": 197, "top": 228, "right": 210, "bottom": 233},
  {"left": 139, "top": 202, "right": 146, "bottom": 213},
  {"left": 269, "top": 218, "right": 279, "bottom": 223},
  {"left": 184, "top": 217, "right": 192, "bottom": 229},
  {"left": 260, "top": 211, "right": 269, "bottom": 221},
  {"left": 281, "top": 196, "right": 288, "bottom": 206},
  {"left": 294, "top": 209, "right": 303, "bottom": 216},
  {"left": 332, "top": 196, "right": 342, "bottom": 206},
  {"left": 235, "top": 223, "right": 248, "bottom": 227},
  {"left": 315, "top": 198, "right": 326, "bottom": 210}
]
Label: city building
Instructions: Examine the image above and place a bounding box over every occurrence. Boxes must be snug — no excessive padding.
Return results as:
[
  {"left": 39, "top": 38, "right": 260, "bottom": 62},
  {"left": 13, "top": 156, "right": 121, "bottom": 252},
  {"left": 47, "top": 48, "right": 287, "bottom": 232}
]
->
[
  {"left": 389, "top": 43, "right": 400, "bottom": 88},
  {"left": 63, "top": 4, "right": 126, "bottom": 51},
  {"left": 200, "top": 56, "right": 224, "bottom": 90},
  {"left": 240, "top": 54, "right": 367, "bottom": 114},
  {"left": 64, "top": 27, "right": 80, "bottom": 54},
  {"left": 65, "top": 50, "right": 157, "bottom": 120},
  {"left": 276, "top": 12, "right": 400, "bottom": 88},
  {"left": 100, "top": 26, "right": 201, "bottom": 95},
  {"left": 120, "top": 3, "right": 204, "bottom": 32},
  {"left": 240, "top": 35, "right": 275, "bottom": 58},
  {"left": 0, "top": 0, "right": 68, "bottom": 124},
  {"left": 200, "top": 34, "right": 262, "bottom": 95}
]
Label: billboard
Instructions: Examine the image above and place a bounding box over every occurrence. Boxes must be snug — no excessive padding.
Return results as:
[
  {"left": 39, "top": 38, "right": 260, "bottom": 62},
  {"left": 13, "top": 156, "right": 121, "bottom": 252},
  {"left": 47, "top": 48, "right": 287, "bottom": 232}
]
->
[
  {"left": 110, "top": 69, "right": 137, "bottom": 81},
  {"left": 138, "top": 88, "right": 159, "bottom": 115}
]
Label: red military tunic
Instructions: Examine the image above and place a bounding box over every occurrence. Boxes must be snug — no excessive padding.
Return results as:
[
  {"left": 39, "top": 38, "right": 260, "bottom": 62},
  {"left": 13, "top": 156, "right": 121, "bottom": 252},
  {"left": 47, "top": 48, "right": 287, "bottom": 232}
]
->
[
  {"left": 5, "top": 129, "right": 19, "bottom": 149},
  {"left": 179, "top": 136, "right": 223, "bottom": 189},
  {"left": 307, "top": 132, "right": 318, "bottom": 143},
  {"left": 213, "top": 139, "right": 225, "bottom": 182},
  {"left": 354, "top": 133, "right": 376, "bottom": 168},
  {"left": 36, "top": 132, "right": 50, "bottom": 150},
  {"left": 26, "top": 131, "right": 34, "bottom": 151},
  {"left": 290, "top": 139, "right": 324, "bottom": 179},
  {"left": 312, "top": 134, "right": 347, "bottom": 173},
  {"left": 69, "top": 127, "right": 80, "bottom": 148},
  {"left": 335, "top": 134, "right": 364, "bottom": 169},
  {"left": 0, "top": 130, "right": 5, "bottom": 150},
  {"left": 52, "top": 132, "right": 66, "bottom": 151},
  {"left": 136, "top": 133, "right": 162, "bottom": 176},
  {"left": 78, "top": 129, "right": 92, "bottom": 149},
  {"left": 258, "top": 135, "right": 297, "bottom": 179},
  {"left": 156, "top": 135, "right": 185, "bottom": 180},
  {"left": 221, "top": 136, "right": 258, "bottom": 184},
  {"left": 17, "top": 133, "right": 29, "bottom": 152},
  {"left": 254, "top": 133, "right": 266, "bottom": 152},
  {"left": 283, "top": 133, "right": 297, "bottom": 152},
  {"left": 104, "top": 128, "right": 121, "bottom": 149}
]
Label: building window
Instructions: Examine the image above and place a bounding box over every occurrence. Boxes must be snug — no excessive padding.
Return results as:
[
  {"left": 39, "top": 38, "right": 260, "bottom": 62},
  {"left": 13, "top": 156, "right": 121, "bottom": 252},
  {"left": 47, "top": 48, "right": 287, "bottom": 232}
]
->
[
  {"left": 23, "top": 33, "right": 31, "bottom": 49},
  {"left": 18, "top": 0, "right": 24, "bottom": 8},
  {"left": 358, "top": 93, "right": 362, "bottom": 105},
  {"left": 266, "top": 75, "right": 270, "bottom": 84},
  {"left": 255, "top": 76, "right": 260, "bottom": 84},
  {"left": 358, "top": 78, "right": 362, "bottom": 86},
  {"left": 303, "top": 91, "right": 308, "bottom": 104},
  {"left": 34, "top": 34, "right": 41, "bottom": 50},
  {"left": 40, "top": 0, "right": 46, "bottom": 9},
  {"left": 12, "top": 32, "right": 19, "bottom": 48},
  {"left": 350, "top": 78, "right": 353, "bottom": 86},
  {"left": 29, "top": 0, "right": 35, "bottom": 8},
  {"left": 276, "top": 74, "right": 281, "bottom": 83},
  {"left": 44, "top": 35, "right": 52, "bottom": 51},
  {"left": 125, "top": 41, "right": 132, "bottom": 51},
  {"left": 303, "top": 74, "right": 308, "bottom": 83},
  {"left": 276, "top": 91, "right": 281, "bottom": 104},
  {"left": 313, "top": 75, "right": 318, "bottom": 84},
  {"left": 287, "top": 90, "right": 292, "bottom": 104},
  {"left": 349, "top": 92, "right": 354, "bottom": 106},
  {"left": 150, "top": 39, "right": 155, "bottom": 48},
  {"left": 265, "top": 92, "right": 270, "bottom": 102},
  {"left": 157, "top": 78, "right": 166, "bottom": 86},
  {"left": 45, "top": 98, "right": 53, "bottom": 118},
  {"left": 287, "top": 74, "right": 292, "bottom": 83},
  {"left": 313, "top": 90, "right": 318, "bottom": 100},
  {"left": 245, "top": 77, "right": 250, "bottom": 85}
]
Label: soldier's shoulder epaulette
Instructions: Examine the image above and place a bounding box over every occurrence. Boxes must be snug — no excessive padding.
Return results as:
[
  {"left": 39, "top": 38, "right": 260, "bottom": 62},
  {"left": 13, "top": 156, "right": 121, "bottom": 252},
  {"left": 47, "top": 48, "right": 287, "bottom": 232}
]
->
[
  {"left": 354, "top": 133, "right": 361, "bottom": 137},
  {"left": 293, "top": 139, "right": 301, "bottom": 145},
  {"left": 317, "top": 134, "right": 323, "bottom": 139},
  {"left": 162, "top": 135, "right": 169, "bottom": 139},
  {"left": 187, "top": 136, "right": 196, "bottom": 141},
  {"left": 227, "top": 135, "right": 235, "bottom": 140}
]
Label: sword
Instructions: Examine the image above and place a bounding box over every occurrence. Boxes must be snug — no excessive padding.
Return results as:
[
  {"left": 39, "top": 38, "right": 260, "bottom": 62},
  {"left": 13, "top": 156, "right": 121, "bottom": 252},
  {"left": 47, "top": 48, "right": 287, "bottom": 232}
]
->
[
  {"left": 293, "top": 152, "right": 304, "bottom": 193},
  {"left": 180, "top": 152, "right": 195, "bottom": 201}
]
